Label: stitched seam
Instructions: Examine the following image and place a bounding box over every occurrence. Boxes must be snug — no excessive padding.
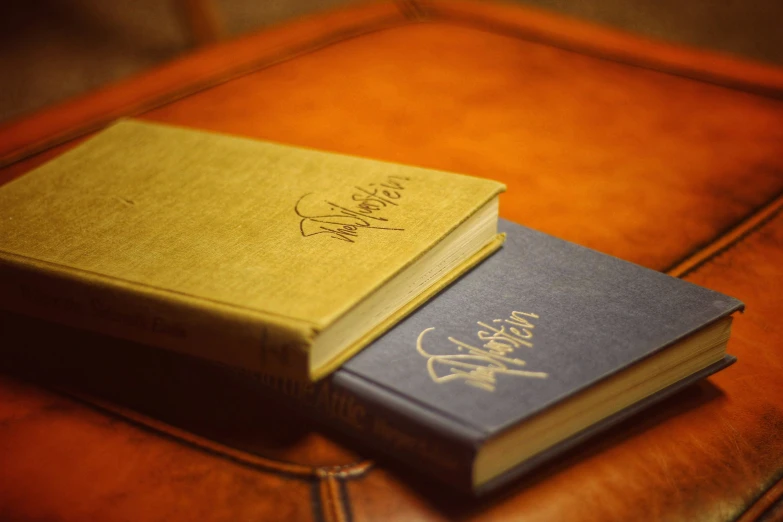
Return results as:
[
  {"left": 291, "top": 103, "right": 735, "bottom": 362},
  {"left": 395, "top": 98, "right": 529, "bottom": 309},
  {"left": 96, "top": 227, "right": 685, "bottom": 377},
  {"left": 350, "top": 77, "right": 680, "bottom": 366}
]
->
[
  {"left": 318, "top": 479, "right": 331, "bottom": 522},
  {"left": 324, "top": 461, "right": 374, "bottom": 479},
  {"left": 756, "top": 493, "right": 783, "bottom": 522},
  {"left": 427, "top": 7, "right": 783, "bottom": 101},
  {"left": 327, "top": 476, "right": 347, "bottom": 522},
  {"left": 53, "top": 385, "right": 374, "bottom": 479},
  {"left": 665, "top": 191, "right": 783, "bottom": 278},
  {"left": 337, "top": 479, "right": 355, "bottom": 522},
  {"left": 664, "top": 189, "right": 783, "bottom": 275},
  {"left": 319, "top": 477, "right": 338, "bottom": 522},
  {"left": 311, "top": 481, "right": 327, "bottom": 522},
  {"left": 732, "top": 471, "right": 783, "bottom": 522}
]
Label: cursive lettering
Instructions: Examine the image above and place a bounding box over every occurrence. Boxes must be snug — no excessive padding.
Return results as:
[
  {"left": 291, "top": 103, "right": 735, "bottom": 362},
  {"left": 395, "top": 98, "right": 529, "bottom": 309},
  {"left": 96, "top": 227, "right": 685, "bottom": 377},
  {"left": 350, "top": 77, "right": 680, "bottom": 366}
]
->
[
  {"left": 295, "top": 175, "right": 410, "bottom": 243},
  {"left": 416, "top": 311, "right": 547, "bottom": 392}
]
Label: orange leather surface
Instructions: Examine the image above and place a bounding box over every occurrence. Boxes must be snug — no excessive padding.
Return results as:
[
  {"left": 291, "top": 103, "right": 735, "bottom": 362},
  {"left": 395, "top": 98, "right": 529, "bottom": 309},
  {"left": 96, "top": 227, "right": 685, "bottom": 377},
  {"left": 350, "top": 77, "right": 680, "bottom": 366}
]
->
[{"left": 1, "top": 2, "right": 782, "bottom": 520}]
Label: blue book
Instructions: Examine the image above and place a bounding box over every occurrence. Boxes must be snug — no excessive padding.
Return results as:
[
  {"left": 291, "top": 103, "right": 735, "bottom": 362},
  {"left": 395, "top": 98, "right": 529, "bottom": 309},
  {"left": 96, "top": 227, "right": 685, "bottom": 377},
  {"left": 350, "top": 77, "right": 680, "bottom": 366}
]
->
[{"left": 256, "top": 218, "right": 742, "bottom": 494}]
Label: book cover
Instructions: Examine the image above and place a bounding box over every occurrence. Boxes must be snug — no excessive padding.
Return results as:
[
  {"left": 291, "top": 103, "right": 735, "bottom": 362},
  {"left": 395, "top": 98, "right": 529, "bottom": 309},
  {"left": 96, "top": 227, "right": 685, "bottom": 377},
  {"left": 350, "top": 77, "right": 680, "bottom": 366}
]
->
[
  {"left": 0, "top": 120, "right": 505, "bottom": 380},
  {"left": 250, "top": 218, "right": 743, "bottom": 493}
]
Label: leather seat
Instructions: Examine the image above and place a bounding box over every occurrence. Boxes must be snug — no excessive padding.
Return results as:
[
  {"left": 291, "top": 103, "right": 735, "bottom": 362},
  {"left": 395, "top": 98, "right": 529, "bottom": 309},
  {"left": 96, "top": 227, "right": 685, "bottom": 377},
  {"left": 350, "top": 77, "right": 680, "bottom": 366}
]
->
[{"left": 1, "top": 2, "right": 782, "bottom": 520}]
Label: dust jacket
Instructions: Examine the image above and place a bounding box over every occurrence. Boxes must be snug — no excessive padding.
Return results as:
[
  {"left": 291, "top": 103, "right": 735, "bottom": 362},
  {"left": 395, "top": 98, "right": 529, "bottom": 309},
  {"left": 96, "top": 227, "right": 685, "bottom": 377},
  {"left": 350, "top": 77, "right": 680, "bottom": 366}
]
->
[
  {"left": 250, "top": 219, "right": 743, "bottom": 494},
  {"left": 0, "top": 120, "right": 505, "bottom": 380}
]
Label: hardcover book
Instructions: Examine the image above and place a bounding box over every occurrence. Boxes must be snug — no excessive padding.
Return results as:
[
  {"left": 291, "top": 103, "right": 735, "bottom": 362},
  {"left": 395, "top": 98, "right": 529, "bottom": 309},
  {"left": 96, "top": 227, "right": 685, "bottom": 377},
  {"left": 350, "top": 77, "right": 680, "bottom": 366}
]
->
[
  {"left": 248, "top": 219, "right": 743, "bottom": 493},
  {"left": 0, "top": 120, "right": 505, "bottom": 380}
]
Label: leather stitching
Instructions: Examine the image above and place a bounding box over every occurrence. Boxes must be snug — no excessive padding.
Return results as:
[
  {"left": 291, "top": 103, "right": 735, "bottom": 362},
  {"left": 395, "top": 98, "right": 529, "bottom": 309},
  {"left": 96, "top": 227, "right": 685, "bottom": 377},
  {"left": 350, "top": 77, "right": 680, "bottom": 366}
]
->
[
  {"left": 666, "top": 190, "right": 783, "bottom": 278},
  {"left": 428, "top": 5, "right": 783, "bottom": 100},
  {"left": 733, "top": 472, "right": 783, "bottom": 522},
  {"left": 317, "top": 474, "right": 350, "bottom": 522},
  {"left": 57, "top": 387, "right": 375, "bottom": 480},
  {"left": 319, "top": 478, "right": 336, "bottom": 522}
]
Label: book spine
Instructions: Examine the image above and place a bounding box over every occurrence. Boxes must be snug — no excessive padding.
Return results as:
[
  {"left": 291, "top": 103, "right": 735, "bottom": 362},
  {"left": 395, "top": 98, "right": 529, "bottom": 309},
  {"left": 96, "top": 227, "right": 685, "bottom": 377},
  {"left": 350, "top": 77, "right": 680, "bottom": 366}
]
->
[
  {"left": 246, "top": 369, "right": 481, "bottom": 492},
  {"left": 0, "top": 253, "right": 314, "bottom": 378}
]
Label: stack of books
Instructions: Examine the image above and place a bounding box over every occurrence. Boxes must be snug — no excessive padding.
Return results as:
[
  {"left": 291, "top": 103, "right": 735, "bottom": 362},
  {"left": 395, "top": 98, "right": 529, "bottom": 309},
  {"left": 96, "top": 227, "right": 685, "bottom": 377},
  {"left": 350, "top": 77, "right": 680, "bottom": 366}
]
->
[{"left": 0, "top": 121, "right": 742, "bottom": 494}]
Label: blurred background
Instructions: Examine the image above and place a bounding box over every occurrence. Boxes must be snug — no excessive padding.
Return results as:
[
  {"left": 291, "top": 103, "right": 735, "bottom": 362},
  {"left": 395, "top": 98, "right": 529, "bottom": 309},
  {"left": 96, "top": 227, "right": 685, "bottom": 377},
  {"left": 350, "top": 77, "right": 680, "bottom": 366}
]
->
[{"left": 1, "top": 0, "right": 782, "bottom": 123}]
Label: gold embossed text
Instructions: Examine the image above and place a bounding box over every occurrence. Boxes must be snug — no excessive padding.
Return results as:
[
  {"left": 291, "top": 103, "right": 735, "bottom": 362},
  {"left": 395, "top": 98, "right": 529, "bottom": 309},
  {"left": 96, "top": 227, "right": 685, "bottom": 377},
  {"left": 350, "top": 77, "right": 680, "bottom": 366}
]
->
[
  {"left": 416, "top": 311, "right": 548, "bottom": 392},
  {"left": 295, "top": 175, "right": 410, "bottom": 243}
]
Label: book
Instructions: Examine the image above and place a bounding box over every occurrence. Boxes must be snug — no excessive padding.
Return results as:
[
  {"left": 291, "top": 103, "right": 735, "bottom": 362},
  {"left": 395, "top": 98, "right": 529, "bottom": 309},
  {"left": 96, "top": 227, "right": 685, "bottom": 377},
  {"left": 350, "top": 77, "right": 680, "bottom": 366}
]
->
[
  {"left": 0, "top": 120, "right": 505, "bottom": 380},
  {"left": 0, "top": 220, "right": 742, "bottom": 495},
  {"left": 246, "top": 218, "right": 743, "bottom": 494}
]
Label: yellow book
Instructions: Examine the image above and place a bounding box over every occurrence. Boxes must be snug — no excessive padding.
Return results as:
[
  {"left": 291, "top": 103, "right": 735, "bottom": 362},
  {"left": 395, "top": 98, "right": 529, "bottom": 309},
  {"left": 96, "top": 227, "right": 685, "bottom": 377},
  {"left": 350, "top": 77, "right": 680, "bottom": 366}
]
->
[{"left": 0, "top": 120, "right": 505, "bottom": 380}]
